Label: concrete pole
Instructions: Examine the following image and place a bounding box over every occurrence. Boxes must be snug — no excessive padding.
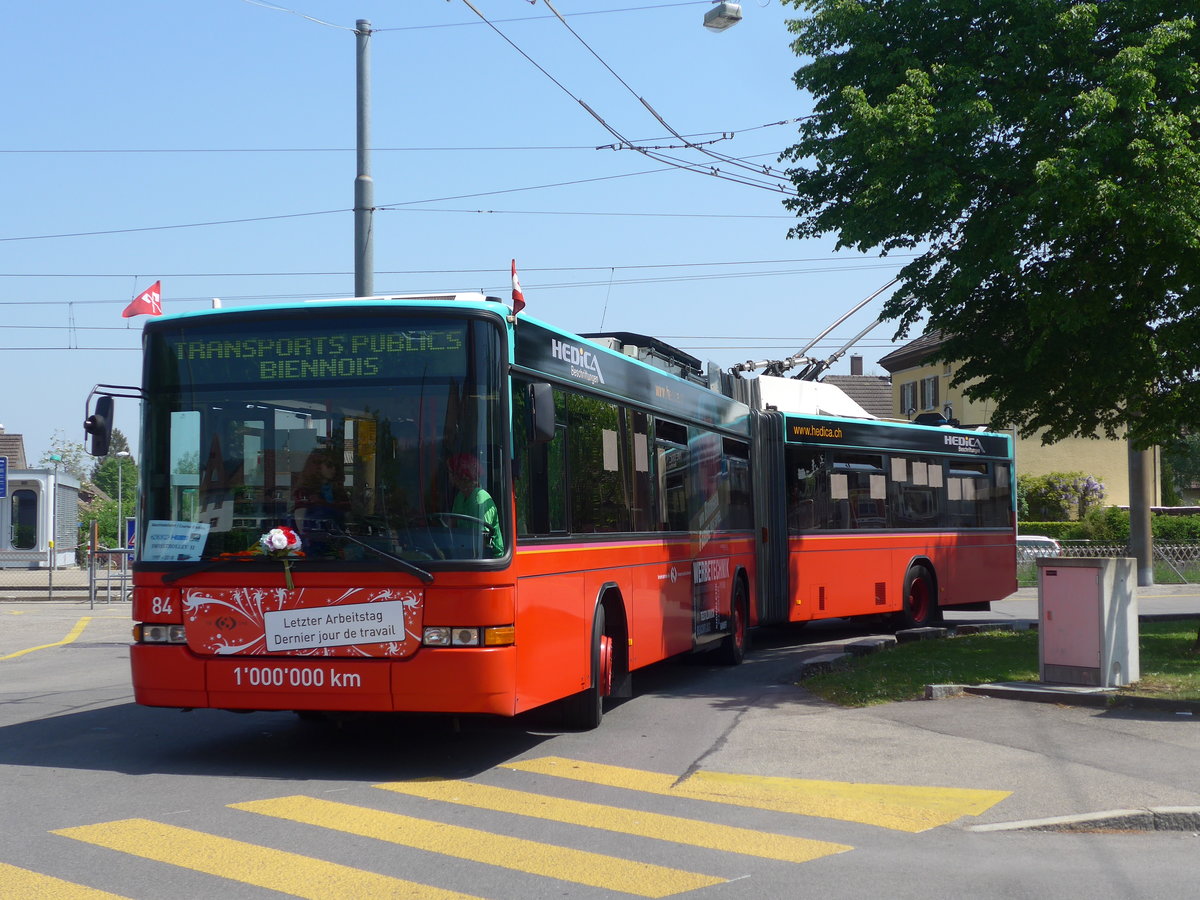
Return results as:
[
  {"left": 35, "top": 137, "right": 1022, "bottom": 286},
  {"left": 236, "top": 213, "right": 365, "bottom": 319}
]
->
[
  {"left": 354, "top": 19, "right": 374, "bottom": 299},
  {"left": 1127, "top": 439, "right": 1154, "bottom": 586}
]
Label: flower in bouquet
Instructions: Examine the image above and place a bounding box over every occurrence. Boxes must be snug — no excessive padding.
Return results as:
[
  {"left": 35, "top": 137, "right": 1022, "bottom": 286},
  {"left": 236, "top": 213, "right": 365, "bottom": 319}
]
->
[{"left": 259, "top": 526, "right": 303, "bottom": 590}]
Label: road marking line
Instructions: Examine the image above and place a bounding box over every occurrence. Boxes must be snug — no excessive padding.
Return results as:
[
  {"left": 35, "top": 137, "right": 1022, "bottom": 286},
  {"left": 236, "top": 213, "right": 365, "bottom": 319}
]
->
[
  {"left": 0, "top": 862, "right": 130, "bottom": 899},
  {"left": 1, "top": 617, "right": 92, "bottom": 661},
  {"left": 375, "top": 778, "right": 852, "bottom": 864},
  {"left": 232, "top": 795, "right": 726, "bottom": 898},
  {"left": 52, "top": 818, "right": 481, "bottom": 900},
  {"left": 504, "top": 757, "right": 1011, "bottom": 833}
]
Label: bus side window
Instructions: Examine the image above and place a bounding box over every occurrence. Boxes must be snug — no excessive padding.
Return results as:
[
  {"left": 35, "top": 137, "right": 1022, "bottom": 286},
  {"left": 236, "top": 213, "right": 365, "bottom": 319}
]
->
[
  {"left": 626, "top": 409, "right": 655, "bottom": 532},
  {"left": 567, "top": 393, "right": 628, "bottom": 534},
  {"left": 514, "top": 380, "right": 567, "bottom": 537},
  {"left": 654, "top": 420, "right": 689, "bottom": 532},
  {"left": 722, "top": 438, "right": 752, "bottom": 531},
  {"left": 785, "top": 448, "right": 824, "bottom": 533}
]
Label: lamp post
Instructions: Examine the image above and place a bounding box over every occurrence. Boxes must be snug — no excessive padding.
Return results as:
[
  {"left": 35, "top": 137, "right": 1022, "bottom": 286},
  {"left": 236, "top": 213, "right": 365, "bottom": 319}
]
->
[{"left": 116, "top": 451, "right": 131, "bottom": 595}]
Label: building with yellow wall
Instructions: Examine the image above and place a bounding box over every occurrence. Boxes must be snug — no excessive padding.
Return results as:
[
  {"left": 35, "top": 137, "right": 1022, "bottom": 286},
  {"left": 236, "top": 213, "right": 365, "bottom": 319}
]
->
[{"left": 876, "top": 332, "right": 1158, "bottom": 509}]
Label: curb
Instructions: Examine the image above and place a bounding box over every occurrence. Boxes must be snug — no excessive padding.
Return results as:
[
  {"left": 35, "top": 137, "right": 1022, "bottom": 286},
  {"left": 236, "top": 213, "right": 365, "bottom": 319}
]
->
[
  {"left": 923, "top": 682, "right": 1200, "bottom": 715},
  {"left": 966, "top": 807, "right": 1200, "bottom": 833}
]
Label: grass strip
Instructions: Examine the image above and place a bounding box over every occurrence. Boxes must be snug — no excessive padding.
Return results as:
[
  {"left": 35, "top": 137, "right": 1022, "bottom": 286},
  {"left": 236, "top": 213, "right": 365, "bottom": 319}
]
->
[{"left": 800, "top": 620, "right": 1199, "bottom": 707}]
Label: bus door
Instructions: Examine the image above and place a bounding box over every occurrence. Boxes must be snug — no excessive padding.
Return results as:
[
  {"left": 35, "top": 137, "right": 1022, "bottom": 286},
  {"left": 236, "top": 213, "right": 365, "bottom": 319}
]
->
[{"left": 688, "top": 429, "right": 730, "bottom": 648}]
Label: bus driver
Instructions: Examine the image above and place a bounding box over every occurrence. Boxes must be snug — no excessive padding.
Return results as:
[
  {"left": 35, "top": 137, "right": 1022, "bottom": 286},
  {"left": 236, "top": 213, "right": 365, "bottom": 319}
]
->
[{"left": 447, "top": 452, "right": 504, "bottom": 558}]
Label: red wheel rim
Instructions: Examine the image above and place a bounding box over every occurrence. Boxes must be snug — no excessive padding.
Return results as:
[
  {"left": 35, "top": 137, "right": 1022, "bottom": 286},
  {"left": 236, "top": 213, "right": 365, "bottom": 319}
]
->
[
  {"left": 909, "top": 577, "right": 931, "bottom": 623},
  {"left": 598, "top": 634, "right": 613, "bottom": 697}
]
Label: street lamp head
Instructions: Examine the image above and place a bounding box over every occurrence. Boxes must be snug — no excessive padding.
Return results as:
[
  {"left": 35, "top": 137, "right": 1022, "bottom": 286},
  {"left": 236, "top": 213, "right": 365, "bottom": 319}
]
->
[
  {"left": 116, "top": 451, "right": 131, "bottom": 459},
  {"left": 703, "top": 2, "right": 742, "bottom": 31}
]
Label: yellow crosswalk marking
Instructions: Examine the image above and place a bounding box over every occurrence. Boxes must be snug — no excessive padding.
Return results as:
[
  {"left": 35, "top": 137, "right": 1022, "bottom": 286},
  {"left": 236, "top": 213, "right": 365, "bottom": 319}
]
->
[
  {"left": 504, "top": 757, "right": 1011, "bottom": 833},
  {"left": 52, "top": 819, "right": 481, "bottom": 900},
  {"left": 232, "top": 795, "right": 726, "bottom": 898},
  {"left": 0, "top": 862, "right": 130, "bottom": 900},
  {"left": 375, "top": 778, "right": 852, "bottom": 863}
]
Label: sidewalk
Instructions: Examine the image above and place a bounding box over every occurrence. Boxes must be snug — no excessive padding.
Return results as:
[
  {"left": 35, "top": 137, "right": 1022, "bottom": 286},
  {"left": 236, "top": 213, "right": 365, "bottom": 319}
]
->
[{"left": 684, "top": 584, "right": 1200, "bottom": 834}]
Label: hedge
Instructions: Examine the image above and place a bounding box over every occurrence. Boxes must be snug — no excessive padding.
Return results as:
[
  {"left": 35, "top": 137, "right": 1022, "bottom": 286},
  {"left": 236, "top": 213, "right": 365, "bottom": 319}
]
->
[{"left": 1019, "top": 511, "right": 1200, "bottom": 542}]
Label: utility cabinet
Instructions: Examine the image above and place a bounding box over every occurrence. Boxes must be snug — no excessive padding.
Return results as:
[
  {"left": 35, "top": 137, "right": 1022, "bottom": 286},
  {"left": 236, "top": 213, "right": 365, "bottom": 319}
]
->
[{"left": 1037, "top": 557, "right": 1139, "bottom": 688}]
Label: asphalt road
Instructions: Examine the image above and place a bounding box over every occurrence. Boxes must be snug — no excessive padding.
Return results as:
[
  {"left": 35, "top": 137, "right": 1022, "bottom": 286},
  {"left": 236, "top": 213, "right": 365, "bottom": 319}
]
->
[{"left": 1, "top": 594, "right": 1198, "bottom": 899}]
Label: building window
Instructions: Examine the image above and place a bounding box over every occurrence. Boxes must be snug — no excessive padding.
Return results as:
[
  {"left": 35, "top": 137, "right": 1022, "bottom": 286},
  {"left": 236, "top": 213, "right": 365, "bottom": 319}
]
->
[
  {"left": 920, "top": 375, "right": 939, "bottom": 410},
  {"left": 900, "top": 381, "right": 917, "bottom": 416}
]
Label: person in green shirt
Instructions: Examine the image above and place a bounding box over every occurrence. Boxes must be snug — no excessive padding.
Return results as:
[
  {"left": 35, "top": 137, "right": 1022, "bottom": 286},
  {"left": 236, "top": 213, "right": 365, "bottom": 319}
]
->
[{"left": 447, "top": 453, "right": 504, "bottom": 557}]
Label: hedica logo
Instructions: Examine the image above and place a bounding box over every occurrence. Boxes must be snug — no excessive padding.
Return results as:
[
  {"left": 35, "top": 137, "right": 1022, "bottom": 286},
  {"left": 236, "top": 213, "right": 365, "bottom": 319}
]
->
[{"left": 551, "top": 338, "right": 605, "bottom": 385}]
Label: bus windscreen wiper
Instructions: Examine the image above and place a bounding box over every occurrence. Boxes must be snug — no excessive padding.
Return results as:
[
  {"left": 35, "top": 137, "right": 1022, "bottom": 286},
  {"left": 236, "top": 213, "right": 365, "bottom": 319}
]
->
[{"left": 329, "top": 527, "right": 435, "bottom": 584}]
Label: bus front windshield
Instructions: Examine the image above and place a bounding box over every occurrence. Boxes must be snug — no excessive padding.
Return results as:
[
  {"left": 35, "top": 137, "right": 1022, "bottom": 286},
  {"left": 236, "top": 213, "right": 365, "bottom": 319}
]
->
[{"left": 141, "top": 311, "right": 507, "bottom": 565}]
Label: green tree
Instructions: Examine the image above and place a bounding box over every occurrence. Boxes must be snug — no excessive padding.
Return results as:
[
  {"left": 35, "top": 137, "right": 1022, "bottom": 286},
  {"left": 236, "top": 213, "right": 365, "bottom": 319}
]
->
[
  {"left": 782, "top": 1, "right": 1200, "bottom": 449},
  {"left": 92, "top": 456, "right": 138, "bottom": 508},
  {"left": 1161, "top": 433, "right": 1200, "bottom": 505},
  {"left": 39, "top": 430, "right": 91, "bottom": 481}
]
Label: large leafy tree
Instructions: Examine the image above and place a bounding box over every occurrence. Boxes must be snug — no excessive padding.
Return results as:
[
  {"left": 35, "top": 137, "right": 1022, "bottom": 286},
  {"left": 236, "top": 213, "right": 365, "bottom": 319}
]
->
[{"left": 782, "top": 1, "right": 1200, "bottom": 448}]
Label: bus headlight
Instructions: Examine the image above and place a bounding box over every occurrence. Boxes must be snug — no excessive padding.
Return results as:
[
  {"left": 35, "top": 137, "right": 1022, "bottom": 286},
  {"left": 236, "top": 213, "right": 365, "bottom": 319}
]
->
[
  {"left": 134, "top": 624, "right": 188, "bottom": 644},
  {"left": 422, "top": 626, "right": 514, "bottom": 647}
]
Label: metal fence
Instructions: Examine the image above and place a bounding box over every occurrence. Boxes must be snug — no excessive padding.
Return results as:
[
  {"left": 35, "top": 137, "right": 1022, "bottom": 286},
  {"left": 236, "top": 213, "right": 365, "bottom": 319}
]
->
[
  {"left": 1018, "top": 540, "right": 1200, "bottom": 584},
  {"left": 0, "top": 548, "right": 130, "bottom": 604}
]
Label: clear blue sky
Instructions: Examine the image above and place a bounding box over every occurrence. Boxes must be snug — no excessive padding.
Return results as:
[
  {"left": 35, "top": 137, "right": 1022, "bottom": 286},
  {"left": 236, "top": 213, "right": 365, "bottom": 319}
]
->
[{"left": 1, "top": 0, "right": 911, "bottom": 466}]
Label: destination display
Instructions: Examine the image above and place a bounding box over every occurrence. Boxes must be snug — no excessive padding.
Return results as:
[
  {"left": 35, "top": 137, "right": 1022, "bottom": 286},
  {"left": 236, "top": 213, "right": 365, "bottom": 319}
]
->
[
  {"left": 785, "top": 415, "right": 1011, "bottom": 458},
  {"left": 147, "top": 316, "right": 470, "bottom": 386}
]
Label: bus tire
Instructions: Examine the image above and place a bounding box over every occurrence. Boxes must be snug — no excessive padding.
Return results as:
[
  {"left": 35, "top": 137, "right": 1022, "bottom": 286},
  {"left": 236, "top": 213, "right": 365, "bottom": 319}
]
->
[
  {"left": 894, "top": 564, "right": 942, "bottom": 629},
  {"left": 561, "top": 605, "right": 612, "bottom": 730},
  {"left": 714, "top": 579, "right": 749, "bottom": 666}
]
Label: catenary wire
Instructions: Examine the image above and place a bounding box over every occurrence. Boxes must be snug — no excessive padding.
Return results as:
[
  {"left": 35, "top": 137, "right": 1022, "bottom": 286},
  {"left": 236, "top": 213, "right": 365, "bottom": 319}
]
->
[{"left": 538, "top": 0, "right": 797, "bottom": 184}]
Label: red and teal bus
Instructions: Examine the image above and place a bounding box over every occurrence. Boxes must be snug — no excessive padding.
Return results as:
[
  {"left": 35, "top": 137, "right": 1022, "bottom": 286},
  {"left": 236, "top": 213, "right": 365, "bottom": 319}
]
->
[
  {"left": 87, "top": 294, "right": 755, "bottom": 728},
  {"left": 86, "top": 293, "right": 1014, "bottom": 728},
  {"left": 748, "top": 398, "right": 1016, "bottom": 629}
]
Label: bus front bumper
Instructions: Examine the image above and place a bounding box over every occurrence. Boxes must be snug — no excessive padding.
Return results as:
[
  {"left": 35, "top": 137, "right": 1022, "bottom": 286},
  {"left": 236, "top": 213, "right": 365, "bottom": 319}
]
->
[{"left": 130, "top": 644, "right": 519, "bottom": 716}]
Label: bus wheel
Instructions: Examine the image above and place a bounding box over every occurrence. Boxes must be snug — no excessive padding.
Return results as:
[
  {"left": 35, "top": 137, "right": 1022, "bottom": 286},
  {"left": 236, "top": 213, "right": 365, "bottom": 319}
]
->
[
  {"left": 894, "top": 564, "right": 942, "bottom": 629},
  {"left": 714, "top": 581, "right": 749, "bottom": 666},
  {"left": 561, "top": 606, "right": 612, "bottom": 730}
]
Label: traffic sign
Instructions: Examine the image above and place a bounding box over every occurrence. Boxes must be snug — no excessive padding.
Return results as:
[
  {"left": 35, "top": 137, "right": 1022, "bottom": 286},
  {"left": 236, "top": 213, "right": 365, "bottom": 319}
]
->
[{"left": 0, "top": 456, "right": 7, "bottom": 499}]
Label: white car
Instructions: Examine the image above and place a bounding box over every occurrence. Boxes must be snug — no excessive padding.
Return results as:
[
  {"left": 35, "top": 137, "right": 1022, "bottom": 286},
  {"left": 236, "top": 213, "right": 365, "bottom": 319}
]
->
[{"left": 1016, "top": 535, "right": 1063, "bottom": 561}]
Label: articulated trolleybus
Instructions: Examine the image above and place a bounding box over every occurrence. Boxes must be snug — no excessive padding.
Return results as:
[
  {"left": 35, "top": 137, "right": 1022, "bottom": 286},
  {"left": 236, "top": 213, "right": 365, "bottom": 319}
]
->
[{"left": 86, "top": 293, "right": 1014, "bottom": 728}]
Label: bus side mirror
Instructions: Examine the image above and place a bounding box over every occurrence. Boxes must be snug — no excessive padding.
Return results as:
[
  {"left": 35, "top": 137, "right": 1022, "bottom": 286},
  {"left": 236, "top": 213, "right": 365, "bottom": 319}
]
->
[
  {"left": 84, "top": 395, "right": 114, "bottom": 457},
  {"left": 528, "top": 382, "right": 555, "bottom": 444}
]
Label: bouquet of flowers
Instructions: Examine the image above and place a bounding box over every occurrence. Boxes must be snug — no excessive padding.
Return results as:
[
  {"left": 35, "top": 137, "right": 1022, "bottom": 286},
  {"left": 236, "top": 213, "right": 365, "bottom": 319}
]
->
[{"left": 259, "top": 526, "right": 303, "bottom": 590}]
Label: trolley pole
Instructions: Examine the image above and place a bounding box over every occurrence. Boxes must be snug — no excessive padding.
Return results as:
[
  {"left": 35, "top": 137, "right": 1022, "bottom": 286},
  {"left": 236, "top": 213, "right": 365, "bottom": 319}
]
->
[{"left": 354, "top": 18, "right": 374, "bottom": 299}]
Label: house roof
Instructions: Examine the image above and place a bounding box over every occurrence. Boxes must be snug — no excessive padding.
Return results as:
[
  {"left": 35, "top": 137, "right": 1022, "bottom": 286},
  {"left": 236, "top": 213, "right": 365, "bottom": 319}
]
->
[
  {"left": 877, "top": 330, "right": 948, "bottom": 374},
  {"left": 821, "top": 374, "right": 894, "bottom": 418},
  {"left": 0, "top": 430, "right": 28, "bottom": 468}
]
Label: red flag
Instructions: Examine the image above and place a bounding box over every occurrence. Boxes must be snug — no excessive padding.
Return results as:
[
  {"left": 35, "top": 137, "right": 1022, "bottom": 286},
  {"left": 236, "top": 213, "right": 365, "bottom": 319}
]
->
[
  {"left": 122, "top": 281, "right": 163, "bottom": 318},
  {"left": 511, "top": 260, "right": 525, "bottom": 314}
]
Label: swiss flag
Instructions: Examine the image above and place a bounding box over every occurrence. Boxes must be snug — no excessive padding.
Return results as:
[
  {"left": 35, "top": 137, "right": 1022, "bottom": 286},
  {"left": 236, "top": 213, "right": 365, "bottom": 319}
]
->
[
  {"left": 122, "top": 281, "right": 163, "bottom": 318},
  {"left": 511, "top": 260, "right": 525, "bottom": 314}
]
